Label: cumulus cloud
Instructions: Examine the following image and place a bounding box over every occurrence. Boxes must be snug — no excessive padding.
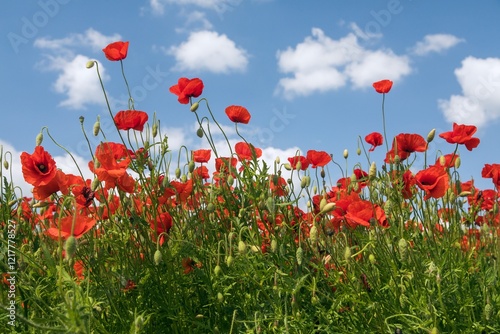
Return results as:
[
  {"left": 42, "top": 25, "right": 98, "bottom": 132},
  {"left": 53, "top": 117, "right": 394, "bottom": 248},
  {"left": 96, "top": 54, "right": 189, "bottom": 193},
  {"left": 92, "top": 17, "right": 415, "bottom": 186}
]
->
[
  {"left": 168, "top": 30, "right": 248, "bottom": 73},
  {"left": 411, "top": 34, "right": 464, "bottom": 56},
  {"left": 438, "top": 56, "right": 500, "bottom": 127},
  {"left": 276, "top": 27, "right": 411, "bottom": 98},
  {"left": 34, "top": 29, "right": 120, "bottom": 109}
]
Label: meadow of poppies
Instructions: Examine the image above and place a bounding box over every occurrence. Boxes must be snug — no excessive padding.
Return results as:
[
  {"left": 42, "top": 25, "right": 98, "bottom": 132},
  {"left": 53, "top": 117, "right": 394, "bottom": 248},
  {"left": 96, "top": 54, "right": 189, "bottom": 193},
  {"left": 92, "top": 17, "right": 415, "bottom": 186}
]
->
[{"left": 1, "top": 41, "right": 500, "bottom": 333}]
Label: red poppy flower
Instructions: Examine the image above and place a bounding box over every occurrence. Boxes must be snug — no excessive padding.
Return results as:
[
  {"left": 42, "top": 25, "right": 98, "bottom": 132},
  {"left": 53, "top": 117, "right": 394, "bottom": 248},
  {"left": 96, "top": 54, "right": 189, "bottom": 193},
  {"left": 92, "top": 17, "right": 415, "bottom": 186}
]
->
[
  {"left": 306, "top": 150, "right": 331, "bottom": 168},
  {"left": 385, "top": 133, "right": 427, "bottom": 163},
  {"left": 414, "top": 165, "right": 449, "bottom": 200},
  {"left": 21, "top": 146, "right": 58, "bottom": 187},
  {"left": 235, "top": 142, "right": 262, "bottom": 161},
  {"left": 365, "top": 132, "right": 384, "bottom": 152},
  {"left": 169, "top": 77, "right": 204, "bottom": 104},
  {"left": 372, "top": 79, "right": 393, "bottom": 94},
  {"left": 114, "top": 110, "right": 148, "bottom": 131},
  {"left": 225, "top": 105, "right": 251, "bottom": 124},
  {"left": 46, "top": 213, "right": 97, "bottom": 240},
  {"left": 482, "top": 163, "right": 500, "bottom": 189},
  {"left": 270, "top": 175, "right": 288, "bottom": 197},
  {"left": 192, "top": 149, "right": 211, "bottom": 163},
  {"left": 287, "top": 155, "right": 310, "bottom": 170},
  {"left": 102, "top": 41, "right": 129, "bottom": 61},
  {"left": 32, "top": 170, "right": 70, "bottom": 200},
  {"left": 193, "top": 166, "right": 210, "bottom": 180},
  {"left": 439, "top": 123, "right": 480, "bottom": 151}
]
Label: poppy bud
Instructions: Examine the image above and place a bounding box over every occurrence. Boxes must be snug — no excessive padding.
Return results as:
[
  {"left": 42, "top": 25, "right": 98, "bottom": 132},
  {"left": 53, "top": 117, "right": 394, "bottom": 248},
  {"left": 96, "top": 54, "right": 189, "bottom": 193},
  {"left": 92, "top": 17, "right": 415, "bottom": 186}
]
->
[
  {"left": 296, "top": 247, "right": 303, "bottom": 265},
  {"left": 93, "top": 116, "right": 100, "bottom": 136},
  {"left": 227, "top": 174, "right": 234, "bottom": 186},
  {"left": 154, "top": 249, "right": 163, "bottom": 265},
  {"left": 300, "top": 176, "right": 310, "bottom": 189},
  {"left": 180, "top": 174, "right": 187, "bottom": 182},
  {"left": 344, "top": 246, "right": 351, "bottom": 262},
  {"left": 271, "top": 239, "right": 278, "bottom": 253},
  {"left": 91, "top": 178, "right": 100, "bottom": 191},
  {"left": 320, "top": 202, "right": 335, "bottom": 214},
  {"left": 214, "top": 265, "right": 222, "bottom": 276},
  {"left": 152, "top": 122, "right": 158, "bottom": 138},
  {"left": 238, "top": 240, "right": 247, "bottom": 255},
  {"left": 225, "top": 255, "right": 234, "bottom": 267},
  {"left": 356, "top": 147, "right": 361, "bottom": 156},
  {"left": 188, "top": 161, "right": 195, "bottom": 173},
  {"left": 275, "top": 156, "right": 280, "bottom": 164},
  {"left": 283, "top": 163, "right": 292, "bottom": 171},
  {"left": 206, "top": 203, "right": 215, "bottom": 212},
  {"left": 320, "top": 168, "right": 325, "bottom": 178},
  {"left": 369, "top": 254, "right": 376, "bottom": 264},
  {"left": 175, "top": 167, "right": 181, "bottom": 179},
  {"left": 343, "top": 149, "right": 348, "bottom": 159},
  {"left": 35, "top": 132, "right": 43, "bottom": 146},
  {"left": 484, "top": 303, "right": 492, "bottom": 321},
  {"left": 86, "top": 60, "right": 95, "bottom": 69},
  {"left": 190, "top": 102, "right": 199, "bottom": 112},
  {"left": 393, "top": 155, "right": 400, "bottom": 164},
  {"left": 3, "top": 160, "right": 9, "bottom": 170},
  {"left": 64, "top": 236, "right": 77, "bottom": 260},
  {"left": 439, "top": 155, "right": 446, "bottom": 167},
  {"left": 319, "top": 197, "right": 327, "bottom": 212},
  {"left": 427, "top": 128, "right": 436, "bottom": 143},
  {"left": 217, "top": 292, "right": 224, "bottom": 303},
  {"left": 295, "top": 161, "right": 302, "bottom": 171},
  {"left": 196, "top": 127, "right": 204, "bottom": 138},
  {"left": 454, "top": 156, "right": 461, "bottom": 169}
]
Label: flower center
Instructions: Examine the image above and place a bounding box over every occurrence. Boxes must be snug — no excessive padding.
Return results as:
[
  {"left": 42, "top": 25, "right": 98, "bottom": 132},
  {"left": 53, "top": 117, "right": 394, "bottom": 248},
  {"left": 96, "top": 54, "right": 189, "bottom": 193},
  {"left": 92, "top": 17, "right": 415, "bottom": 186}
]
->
[{"left": 38, "top": 164, "right": 46, "bottom": 172}]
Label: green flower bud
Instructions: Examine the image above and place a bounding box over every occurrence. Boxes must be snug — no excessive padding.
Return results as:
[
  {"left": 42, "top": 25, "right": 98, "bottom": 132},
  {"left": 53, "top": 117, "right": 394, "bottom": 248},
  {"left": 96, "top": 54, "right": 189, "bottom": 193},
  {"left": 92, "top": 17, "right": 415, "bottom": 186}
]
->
[
  {"left": 226, "top": 255, "right": 234, "bottom": 267},
  {"left": 283, "top": 163, "right": 292, "bottom": 171},
  {"left": 190, "top": 102, "right": 199, "bottom": 112},
  {"left": 295, "top": 161, "right": 302, "bottom": 171},
  {"left": 309, "top": 225, "right": 318, "bottom": 244},
  {"left": 3, "top": 160, "right": 9, "bottom": 170},
  {"left": 343, "top": 149, "right": 348, "bottom": 159},
  {"left": 427, "top": 128, "right": 436, "bottom": 143},
  {"left": 369, "top": 254, "right": 376, "bottom": 264},
  {"left": 196, "top": 127, "right": 204, "bottom": 138},
  {"left": 356, "top": 147, "right": 361, "bottom": 156},
  {"left": 93, "top": 116, "right": 100, "bottom": 136},
  {"left": 484, "top": 303, "right": 492, "bottom": 321},
  {"left": 214, "top": 265, "right": 222, "bottom": 276},
  {"left": 35, "top": 132, "right": 43, "bottom": 146},
  {"left": 134, "top": 315, "right": 144, "bottom": 332},
  {"left": 175, "top": 167, "right": 181, "bottom": 179},
  {"left": 320, "top": 202, "right": 335, "bottom": 214},
  {"left": 206, "top": 202, "right": 215, "bottom": 212},
  {"left": 64, "top": 236, "right": 77, "bottom": 260},
  {"left": 369, "top": 161, "right": 377, "bottom": 180},
  {"left": 180, "top": 174, "right": 187, "bottom": 182},
  {"left": 454, "top": 156, "right": 461, "bottom": 169},
  {"left": 398, "top": 238, "right": 408, "bottom": 262},
  {"left": 238, "top": 240, "right": 247, "bottom": 255},
  {"left": 300, "top": 176, "right": 310, "bottom": 189},
  {"left": 344, "top": 246, "right": 351, "bottom": 262},
  {"left": 86, "top": 60, "right": 95, "bottom": 69},
  {"left": 152, "top": 122, "right": 158, "bottom": 138},
  {"left": 271, "top": 239, "right": 278, "bottom": 253},
  {"left": 154, "top": 249, "right": 163, "bottom": 265},
  {"left": 188, "top": 161, "right": 195, "bottom": 173},
  {"left": 227, "top": 174, "right": 234, "bottom": 186},
  {"left": 319, "top": 197, "right": 327, "bottom": 212},
  {"left": 217, "top": 292, "right": 224, "bottom": 303}
]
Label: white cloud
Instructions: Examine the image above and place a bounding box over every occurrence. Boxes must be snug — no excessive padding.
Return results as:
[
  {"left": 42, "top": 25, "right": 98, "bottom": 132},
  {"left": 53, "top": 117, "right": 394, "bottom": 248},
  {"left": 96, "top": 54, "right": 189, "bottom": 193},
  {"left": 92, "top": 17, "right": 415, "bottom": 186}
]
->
[
  {"left": 438, "top": 56, "right": 500, "bottom": 127},
  {"left": 168, "top": 30, "right": 248, "bottom": 74},
  {"left": 34, "top": 29, "right": 120, "bottom": 109},
  {"left": 175, "top": 11, "right": 214, "bottom": 33},
  {"left": 34, "top": 28, "right": 121, "bottom": 53},
  {"left": 411, "top": 34, "right": 464, "bottom": 56},
  {"left": 148, "top": 0, "right": 240, "bottom": 14},
  {"left": 276, "top": 27, "right": 411, "bottom": 99}
]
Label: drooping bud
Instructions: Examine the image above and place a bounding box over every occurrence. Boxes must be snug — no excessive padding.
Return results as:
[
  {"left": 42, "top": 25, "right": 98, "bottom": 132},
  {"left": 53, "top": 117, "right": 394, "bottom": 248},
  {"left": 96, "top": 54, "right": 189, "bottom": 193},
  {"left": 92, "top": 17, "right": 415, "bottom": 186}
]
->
[
  {"left": 190, "top": 102, "right": 199, "bottom": 112},
  {"left": 196, "top": 127, "right": 204, "bottom": 138},
  {"left": 439, "top": 155, "right": 446, "bottom": 167},
  {"left": 454, "top": 156, "right": 461, "bottom": 169},
  {"left": 320, "top": 202, "right": 335, "bottom": 214},
  {"left": 217, "top": 292, "right": 224, "bottom": 303},
  {"left": 344, "top": 246, "right": 351, "bottom": 262},
  {"left": 225, "top": 255, "right": 234, "bottom": 267},
  {"left": 3, "top": 160, "right": 9, "bottom": 170},
  {"left": 91, "top": 178, "right": 100, "bottom": 191},
  {"left": 227, "top": 174, "right": 234, "bottom": 186},
  {"left": 300, "top": 176, "right": 310, "bottom": 189},
  {"left": 295, "top": 161, "right": 302, "bottom": 171},
  {"left": 214, "top": 265, "right": 222, "bottom": 276},
  {"left": 175, "top": 167, "right": 181, "bottom": 179},
  {"left": 64, "top": 236, "right": 77, "bottom": 260},
  {"left": 427, "top": 128, "right": 436, "bottom": 143},
  {"left": 154, "top": 249, "right": 163, "bottom": 265},
  {"left": 86, "top": 60, "right": 95, "bottom": 69},
  {"left": 356, "top": 147, "right": 361, "bottom": 156},
  {"left": 35, "top": 132, "right": 43, "bottom": 146},
  {"left": 296, "top": 247, "right": 303, "bottom": 265},
  {"left": 238, "top": 240, "right": 247, "bottom": 255},
  {"left": 188, "top": 161, "right": 195, "bottom": 173}
]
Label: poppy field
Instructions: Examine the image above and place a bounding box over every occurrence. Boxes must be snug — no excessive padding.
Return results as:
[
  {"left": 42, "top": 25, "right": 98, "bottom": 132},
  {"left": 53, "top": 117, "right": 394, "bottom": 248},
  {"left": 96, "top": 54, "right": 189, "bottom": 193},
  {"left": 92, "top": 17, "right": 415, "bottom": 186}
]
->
[{"left": 1, "top": 41, "right": 500, "bottom": 333}]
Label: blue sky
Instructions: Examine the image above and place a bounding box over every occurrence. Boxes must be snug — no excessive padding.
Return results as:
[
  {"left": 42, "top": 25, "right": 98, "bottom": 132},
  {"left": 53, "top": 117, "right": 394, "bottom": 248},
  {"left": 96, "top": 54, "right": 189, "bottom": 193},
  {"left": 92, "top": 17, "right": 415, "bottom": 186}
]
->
[{"left": 1, "top": 0, "right": 500, "bottom": 195}]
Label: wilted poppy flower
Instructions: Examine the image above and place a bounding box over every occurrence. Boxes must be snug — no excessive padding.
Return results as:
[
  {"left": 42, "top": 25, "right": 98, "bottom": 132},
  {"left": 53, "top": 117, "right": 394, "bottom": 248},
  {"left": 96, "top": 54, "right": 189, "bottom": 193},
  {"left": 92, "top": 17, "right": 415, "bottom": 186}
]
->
[
  {"left": 235, "top": 142, "right": 262, "bottom": 161},
  {"left": 169, "top": 77, "right": 204, "bottom": 104},
  {"left": 21, "top": 146, "right": 58, "bottom": 187},
  {"left": 414, "top": 165, "right": 449, "bottom": 200},
  {"left": 439, "top": 123, "right": 480, "bottom": 151},
  {"left": 385, "top": 133, "right": 427, "bottom": 163},
  {"left": 225, "top": 105, "right": 251, "bottom": 124},
  {"left": 365, "top": 132, "right": 383, "bottom": 152},
  {"left": 46, "top": 213, "right": 97, "bottom": 240},
  {"left": 288, "top": 155, "right": 310, "bottom": 170},
  {"left": 372, "top": 79, "right": 393, "bottom": 94},
  {"left": 114, "top": 110, "right": 148, "bottom": 131},
  {"left": 102, "top": 41, "right": 129, "bottom": 61},
  {"left": 192, "top": 149, "right": 211, "bottom": 163},
  {"left": 306, "top": 150, "right": 331, "bottom": 168}
]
